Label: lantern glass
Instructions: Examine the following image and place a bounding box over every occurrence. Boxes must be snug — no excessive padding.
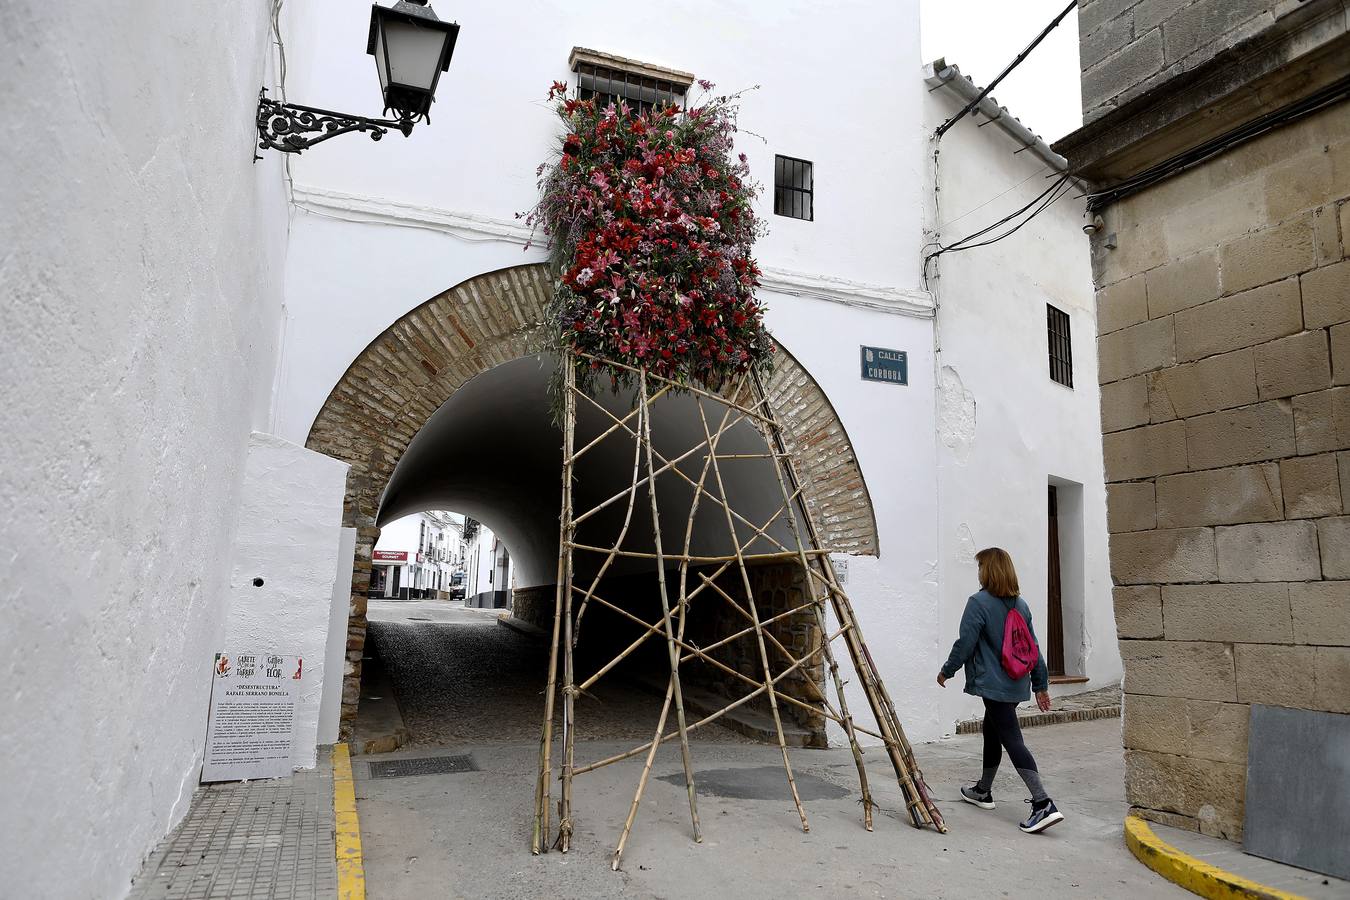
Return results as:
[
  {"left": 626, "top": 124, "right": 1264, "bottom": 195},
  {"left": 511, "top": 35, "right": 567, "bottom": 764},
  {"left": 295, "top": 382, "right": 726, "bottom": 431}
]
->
[
  {"left": 380, "top": 19, "right": 446, "bottom": 94},
  {"left": 368, "top": 2, "right": 458, "bottom": 121}
]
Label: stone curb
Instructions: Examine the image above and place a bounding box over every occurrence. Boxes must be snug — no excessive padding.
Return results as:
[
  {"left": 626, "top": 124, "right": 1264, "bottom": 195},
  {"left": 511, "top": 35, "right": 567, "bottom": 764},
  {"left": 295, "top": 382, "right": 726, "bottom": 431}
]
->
[
  {"left": 497, "top": 614, "right": 548, "bottom": 641},
  {"left": 1124, "top": 815, "right": 1306, "bottom": 900},
  {"left": 333, "top": 744, "right": 367, "bottom": 900},
  {"left": 955, "top": 704, "right": 1121, "bottom": 734}
]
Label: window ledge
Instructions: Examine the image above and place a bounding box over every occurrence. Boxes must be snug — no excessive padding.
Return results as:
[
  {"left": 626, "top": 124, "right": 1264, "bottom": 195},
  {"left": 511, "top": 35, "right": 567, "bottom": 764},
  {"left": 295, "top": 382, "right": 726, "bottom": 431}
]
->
[
  {"left": 569, "top": 46, "right": 694, "bottom": 87},
  {"left": 1049, "top": 675, "right": 1090, "bottom": 685}
]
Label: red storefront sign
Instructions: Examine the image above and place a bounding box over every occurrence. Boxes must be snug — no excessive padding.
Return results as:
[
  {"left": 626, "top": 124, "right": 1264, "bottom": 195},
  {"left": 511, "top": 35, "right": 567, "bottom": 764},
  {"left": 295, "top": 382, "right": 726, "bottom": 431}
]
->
[{"left": 373, "top": 550, "right": 407, "bottom": 562}]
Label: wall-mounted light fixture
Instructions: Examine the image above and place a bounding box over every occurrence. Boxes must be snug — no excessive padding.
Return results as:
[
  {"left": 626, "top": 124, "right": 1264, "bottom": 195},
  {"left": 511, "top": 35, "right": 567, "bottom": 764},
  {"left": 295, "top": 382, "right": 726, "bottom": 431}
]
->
[{"left": 256, "top": 0, "right": 459, "bottom": 156}]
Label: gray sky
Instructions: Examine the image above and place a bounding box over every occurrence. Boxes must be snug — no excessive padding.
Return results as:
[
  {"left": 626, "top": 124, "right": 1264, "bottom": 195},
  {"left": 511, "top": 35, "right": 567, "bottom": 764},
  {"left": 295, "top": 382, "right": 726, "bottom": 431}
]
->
[{"left": 921, "top": 0, "right": 1083, "bottom": 144}]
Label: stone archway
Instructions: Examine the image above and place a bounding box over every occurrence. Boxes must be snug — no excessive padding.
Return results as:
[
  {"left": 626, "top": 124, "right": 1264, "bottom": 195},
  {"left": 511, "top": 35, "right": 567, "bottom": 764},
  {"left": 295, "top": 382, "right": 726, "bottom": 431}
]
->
[{"left": 306, "top": 262, "right": 878, "bottom": 733}]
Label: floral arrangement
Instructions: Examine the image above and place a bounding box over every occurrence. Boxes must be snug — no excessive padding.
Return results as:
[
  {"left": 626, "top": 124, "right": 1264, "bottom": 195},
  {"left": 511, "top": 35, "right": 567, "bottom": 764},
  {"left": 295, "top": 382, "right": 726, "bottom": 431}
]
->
[{"left": 526, "top": 80, "right": 773, "bottom": 389}]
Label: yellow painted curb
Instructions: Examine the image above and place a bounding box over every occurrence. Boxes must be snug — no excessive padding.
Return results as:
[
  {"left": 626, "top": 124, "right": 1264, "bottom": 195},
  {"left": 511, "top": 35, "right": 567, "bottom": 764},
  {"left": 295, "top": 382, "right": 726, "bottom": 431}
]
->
[
  {"left": 333, "top": 743, "right": 366, "bottom": 900},
  {"left": 1125, "top": 815, "right": 1306, "bottom": 900}
]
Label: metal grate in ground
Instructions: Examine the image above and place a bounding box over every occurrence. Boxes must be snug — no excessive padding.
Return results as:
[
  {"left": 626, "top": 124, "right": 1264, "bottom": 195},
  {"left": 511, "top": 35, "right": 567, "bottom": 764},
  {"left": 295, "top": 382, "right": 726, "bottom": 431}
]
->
[
  {"left": 367, "top": 754, "right": 478, "bottom": 779},
  {"left": 127, "top": 749, "right": 338, "bottom": 900}
]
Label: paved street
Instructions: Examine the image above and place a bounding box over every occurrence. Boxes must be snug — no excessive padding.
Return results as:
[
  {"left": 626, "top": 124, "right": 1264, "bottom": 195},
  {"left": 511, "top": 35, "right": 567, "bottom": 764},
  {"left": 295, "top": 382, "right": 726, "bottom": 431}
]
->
[
  {"left": 351, "top": 718, "right": 1187, "bottom": 899},
  {"left": 356, "top": 602, "right": 1185, "bottom": 899},
  {"left": 365, "top": 598, "right": 749, "bottom": 745}
]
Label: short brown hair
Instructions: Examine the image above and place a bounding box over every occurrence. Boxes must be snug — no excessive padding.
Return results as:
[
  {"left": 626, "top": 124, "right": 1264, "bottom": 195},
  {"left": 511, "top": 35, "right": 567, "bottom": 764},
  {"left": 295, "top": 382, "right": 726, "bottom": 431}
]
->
[{"left": 976, "top": 547, "right": 1020, "bottom": 598}]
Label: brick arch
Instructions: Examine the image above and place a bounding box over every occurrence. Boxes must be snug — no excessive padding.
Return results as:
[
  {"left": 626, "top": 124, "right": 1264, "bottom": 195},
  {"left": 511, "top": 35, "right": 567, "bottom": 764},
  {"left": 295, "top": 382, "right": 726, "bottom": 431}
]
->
[{"left": 306, "top": 262, "right": 877, "bottom": 733}]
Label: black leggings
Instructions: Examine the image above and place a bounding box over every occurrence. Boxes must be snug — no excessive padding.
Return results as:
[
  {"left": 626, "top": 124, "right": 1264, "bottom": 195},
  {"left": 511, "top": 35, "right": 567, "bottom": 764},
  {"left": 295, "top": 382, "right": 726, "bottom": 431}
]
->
[{"left": 982, "top": 698, "right": 1038, "bottom": 772}]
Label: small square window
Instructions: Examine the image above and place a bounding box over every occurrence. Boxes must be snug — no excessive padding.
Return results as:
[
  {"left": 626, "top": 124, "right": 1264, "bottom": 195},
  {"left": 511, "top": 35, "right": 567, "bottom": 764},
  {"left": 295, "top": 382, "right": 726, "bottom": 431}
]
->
[
  {"left": 774, "top": 155, "right": 813, "bottom": 221},
  {"left": 1047, "top": 303, "right": 1073, "bottom": 388}
]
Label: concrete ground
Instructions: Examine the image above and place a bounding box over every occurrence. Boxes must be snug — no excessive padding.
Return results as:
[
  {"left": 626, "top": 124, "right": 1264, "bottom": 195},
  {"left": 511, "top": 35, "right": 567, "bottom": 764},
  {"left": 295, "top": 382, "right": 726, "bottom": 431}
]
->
[
  {"left": 351, "top": 718, "right": 1188, "bottom": 899},
  {"left": 357, "top": 600, "right": 1183, "bottom": 898}
]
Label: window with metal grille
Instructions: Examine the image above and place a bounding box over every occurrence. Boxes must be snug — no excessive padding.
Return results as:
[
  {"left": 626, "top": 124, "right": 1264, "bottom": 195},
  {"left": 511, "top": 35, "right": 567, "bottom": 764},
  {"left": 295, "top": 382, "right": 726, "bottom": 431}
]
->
[
  {"left": 774, "top": 155, "right": 813, "bottom": 221},
  {"left": 1047, "top": 303, "right": 1073, "bottom": 387},
  {"left": 570, "top": 48, "right": 690, "bottom": 117}
]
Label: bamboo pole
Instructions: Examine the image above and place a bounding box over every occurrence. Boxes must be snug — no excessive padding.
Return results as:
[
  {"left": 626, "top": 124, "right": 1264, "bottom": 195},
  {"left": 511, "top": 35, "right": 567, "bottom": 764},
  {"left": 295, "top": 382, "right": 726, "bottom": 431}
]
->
[
  {"left": 745, "top": 386, "right": 877, "bottom": 831},
  {"left": 557, "top": 357, "right": 579, "bottom": 852},
  {"left": 611, "top": 371, "right": 705, "bottom": 870},
  {"left": 568, "top": 386, "right": 807, "bottom": 557},
  {"left": 695, "top": 395, "right": 810, "bottom": 833},
  {"left": 574, "top": 352, "right": 778, "bottom": 427},
  {"left": 570, "top": 386, "right": 645, "bottom": 646},
  {"left": 750, "top": 370, "right": 946, "bottom": 833},
  {"left": 573, "top": 642, "right": 825, "bottom": 777},
  {"left": 533, "top": 352, "right": 577, "bottom": 854},
  {"left": 572, "top": 582, "right": 835, "bottom": 721},
  {"left": 567, "top": 383, "right": 672, "bottom": 464},
  {"left": 569, "top": 387, "right": 749, "bottom": 527}
]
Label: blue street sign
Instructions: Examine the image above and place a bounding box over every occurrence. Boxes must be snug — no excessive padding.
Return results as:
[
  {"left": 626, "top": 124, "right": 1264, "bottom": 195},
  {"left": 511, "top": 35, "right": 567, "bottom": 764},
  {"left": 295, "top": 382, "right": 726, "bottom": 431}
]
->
[{"left": 860, "top": 346, "right": 908, "bottom": 385}]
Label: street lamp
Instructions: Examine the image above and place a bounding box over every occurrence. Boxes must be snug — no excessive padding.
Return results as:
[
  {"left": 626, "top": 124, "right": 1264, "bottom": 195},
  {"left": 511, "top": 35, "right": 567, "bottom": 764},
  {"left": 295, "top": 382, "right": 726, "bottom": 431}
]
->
[{"left": 255, "top": 0, "right": 459, "bottom": 156}]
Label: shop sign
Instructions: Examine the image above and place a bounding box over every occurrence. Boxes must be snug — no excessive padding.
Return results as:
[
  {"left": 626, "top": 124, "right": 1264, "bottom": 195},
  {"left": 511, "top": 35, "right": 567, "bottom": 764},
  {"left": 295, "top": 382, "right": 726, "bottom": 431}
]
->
[{"left": 373, "top": 550, "right": 407, "bottom": 562}]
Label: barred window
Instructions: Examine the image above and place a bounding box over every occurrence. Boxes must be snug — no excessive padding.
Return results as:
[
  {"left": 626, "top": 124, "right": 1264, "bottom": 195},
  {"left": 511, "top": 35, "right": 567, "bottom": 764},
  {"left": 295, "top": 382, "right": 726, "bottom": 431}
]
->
[
  {"left": 569, "top": 47, "right": 692, "bottom": 117},
  {"left": 1047, "top": 303, "right": 1073, "bottom": 388},
  {"left": 774, "top": 155, "right": 813, "bottom": 221}
]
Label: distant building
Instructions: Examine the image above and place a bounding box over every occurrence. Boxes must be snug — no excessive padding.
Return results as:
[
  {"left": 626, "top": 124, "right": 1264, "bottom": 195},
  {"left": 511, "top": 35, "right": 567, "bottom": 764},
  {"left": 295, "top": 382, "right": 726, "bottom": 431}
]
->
[
  {"left": 463, "top": 517, "right": 513, "bottom": 609},
  {"left": 370, "top": 511, "right": 461, "bottom": 600}
]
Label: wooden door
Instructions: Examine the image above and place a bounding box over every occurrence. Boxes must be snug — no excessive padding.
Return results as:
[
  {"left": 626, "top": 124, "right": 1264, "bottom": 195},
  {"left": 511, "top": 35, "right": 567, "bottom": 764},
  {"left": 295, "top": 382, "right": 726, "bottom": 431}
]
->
[{"left": 1047, "top": 486, "right": 1066, "bottom": 676}]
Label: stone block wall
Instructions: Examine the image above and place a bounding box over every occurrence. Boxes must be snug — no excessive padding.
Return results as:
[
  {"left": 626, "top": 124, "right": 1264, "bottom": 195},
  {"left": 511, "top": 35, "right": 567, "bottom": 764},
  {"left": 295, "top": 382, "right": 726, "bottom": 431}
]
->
[
  {"left": 690, "top": 562, "right": 827, "bottom": 740},
  {"left": 1094, "top": 102, "right": 1350, "bottom": 839},
  {"left": 1077, "top": 0, "right": 1282, "bottom": 123}
]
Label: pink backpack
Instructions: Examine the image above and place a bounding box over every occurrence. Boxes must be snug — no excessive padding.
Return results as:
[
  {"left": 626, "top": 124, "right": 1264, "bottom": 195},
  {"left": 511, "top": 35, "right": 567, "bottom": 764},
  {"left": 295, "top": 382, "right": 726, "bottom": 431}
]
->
[{"left": 1000, "top": 599, "right": 1038, "bottom": 680}]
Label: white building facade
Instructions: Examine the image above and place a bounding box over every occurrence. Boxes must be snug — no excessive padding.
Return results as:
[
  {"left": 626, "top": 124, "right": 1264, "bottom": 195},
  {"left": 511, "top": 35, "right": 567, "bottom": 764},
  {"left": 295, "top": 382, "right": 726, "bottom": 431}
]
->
[
  {"left": 370, "top": 510, "right": 461, "bottom": 599},
  {"left": 3, "top": 1, "right": 1119, "bottom": 895},
  {"left": 463, "top": 518, "right": 514, "bottom": 608},
  {"left": 271, "top": 0, "right": 1120, "bottom": 742}
]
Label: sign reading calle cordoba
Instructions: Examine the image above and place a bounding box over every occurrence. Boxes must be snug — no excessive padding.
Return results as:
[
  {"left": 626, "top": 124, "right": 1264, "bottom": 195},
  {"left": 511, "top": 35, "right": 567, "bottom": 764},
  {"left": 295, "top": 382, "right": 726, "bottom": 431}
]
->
[
  {"left": 860, "top": 346, "right": 908, "bottom": 385},
  {"left": 202, "top": 652, "right": 301, "bottom": 783}
]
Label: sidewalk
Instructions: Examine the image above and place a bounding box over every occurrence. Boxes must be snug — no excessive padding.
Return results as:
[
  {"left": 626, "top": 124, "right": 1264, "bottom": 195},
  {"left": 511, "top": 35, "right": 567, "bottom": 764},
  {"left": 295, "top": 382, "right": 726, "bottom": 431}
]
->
[{"left": 127, "top": 750, "right": 338, "bottom": 900}]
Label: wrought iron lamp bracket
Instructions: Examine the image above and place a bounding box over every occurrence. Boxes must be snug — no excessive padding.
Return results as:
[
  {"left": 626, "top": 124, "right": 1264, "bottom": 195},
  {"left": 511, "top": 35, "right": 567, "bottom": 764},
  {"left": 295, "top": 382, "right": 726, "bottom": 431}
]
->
[{"left": 254, "top": 88, "right": 416, "bottom": 158}]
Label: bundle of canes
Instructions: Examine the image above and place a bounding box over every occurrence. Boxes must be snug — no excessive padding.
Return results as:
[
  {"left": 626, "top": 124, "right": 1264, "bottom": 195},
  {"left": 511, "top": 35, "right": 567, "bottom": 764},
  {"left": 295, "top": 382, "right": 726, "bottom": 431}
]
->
[{"left": 531, "top": 351, "right": 945, "bottom": 868}]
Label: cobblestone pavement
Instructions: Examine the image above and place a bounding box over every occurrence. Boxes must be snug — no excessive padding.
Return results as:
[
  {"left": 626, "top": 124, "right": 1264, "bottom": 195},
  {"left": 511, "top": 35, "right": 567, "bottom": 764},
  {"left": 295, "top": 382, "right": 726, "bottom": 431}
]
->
[
  {"left": 366, "top": 601, "right": 749, "bottom": 746},
  {"left": 127, "top": 751, "right": 337, "bottom": 900}
]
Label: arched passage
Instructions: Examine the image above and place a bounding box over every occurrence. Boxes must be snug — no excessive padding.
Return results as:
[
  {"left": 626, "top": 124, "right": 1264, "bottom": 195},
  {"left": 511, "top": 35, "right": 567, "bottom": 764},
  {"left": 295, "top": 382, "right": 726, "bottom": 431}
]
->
[{"left": 306, "top": 263, "right": 878, "bottom": 733}]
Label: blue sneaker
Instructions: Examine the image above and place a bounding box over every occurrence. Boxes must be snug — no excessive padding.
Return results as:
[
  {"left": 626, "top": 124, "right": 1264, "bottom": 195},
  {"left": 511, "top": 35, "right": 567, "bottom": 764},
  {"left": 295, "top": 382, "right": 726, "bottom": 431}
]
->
[
  {"left": 1019, "top": 799, "right": 1064, "bottom": 833},
  {"left": 960, "top": 784, "right": 995, "bottom": 809}
]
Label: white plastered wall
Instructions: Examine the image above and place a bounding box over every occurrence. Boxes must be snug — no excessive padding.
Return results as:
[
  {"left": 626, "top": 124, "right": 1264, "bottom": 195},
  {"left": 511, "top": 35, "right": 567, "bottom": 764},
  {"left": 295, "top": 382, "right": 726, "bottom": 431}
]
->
[
  {"left": 222, "top": 432, "right": 350, "bottom": 766},
  {"left": 0, "top": 1, "right": 290, "bottom": 895},
  {"left": 924, "top": 85, "right": 1121, "bottom": 734},
  {"left": 320, "top": 527, "right": 359, "bottom": 743}
]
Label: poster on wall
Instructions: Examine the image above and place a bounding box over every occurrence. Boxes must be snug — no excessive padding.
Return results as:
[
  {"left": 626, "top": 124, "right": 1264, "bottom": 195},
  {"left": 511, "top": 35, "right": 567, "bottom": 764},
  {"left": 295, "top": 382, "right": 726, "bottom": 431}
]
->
[{"left": 202, "top": 652, "right": 302, "bottom": 783}]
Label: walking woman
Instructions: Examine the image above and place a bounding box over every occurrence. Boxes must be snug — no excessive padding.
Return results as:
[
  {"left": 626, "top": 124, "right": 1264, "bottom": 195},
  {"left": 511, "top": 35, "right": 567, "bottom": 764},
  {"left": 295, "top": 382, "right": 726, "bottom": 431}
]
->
[{"left": 937, "top": 547, "right": 1064, "bottom": 833}]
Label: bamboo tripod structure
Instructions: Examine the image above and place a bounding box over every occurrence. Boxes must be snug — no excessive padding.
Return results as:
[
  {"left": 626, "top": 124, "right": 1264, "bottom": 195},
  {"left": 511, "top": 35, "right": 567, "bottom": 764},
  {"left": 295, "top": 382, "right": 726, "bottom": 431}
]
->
[{"left": 532, "top": 351, "right": 946, "bottom": 867}]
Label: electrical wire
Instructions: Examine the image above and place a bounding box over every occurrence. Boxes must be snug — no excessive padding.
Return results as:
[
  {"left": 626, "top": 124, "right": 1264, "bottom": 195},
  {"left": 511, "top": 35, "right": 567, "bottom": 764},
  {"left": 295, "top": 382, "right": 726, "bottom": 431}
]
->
[
  {"left": 945, "top": 178, "right": 1074, "bottom": 252},
  {"left": 936, "top": 172, "right": 1070, "bottom": 254},
  {"left": 935, "top": 0, "right": 1078, "bottom": 138}
]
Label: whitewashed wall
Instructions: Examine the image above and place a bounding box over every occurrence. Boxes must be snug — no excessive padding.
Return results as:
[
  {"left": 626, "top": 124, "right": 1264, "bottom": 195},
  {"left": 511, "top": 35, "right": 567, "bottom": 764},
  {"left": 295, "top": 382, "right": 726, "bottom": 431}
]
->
[
  {"left": 222, "top": 433, "right": 350, "bottom": 767},
  {"left": 924, "top": 86, "right": 1121, "bottom": 733},
  {"left": 320, "top": 527, "right": 359, "bottom": 742},
  {"left": 272, "top": 0, "right": 927, "bottom": 446},
  {"left": 0, "top": 1, "right": 290, "bottom": 896}
]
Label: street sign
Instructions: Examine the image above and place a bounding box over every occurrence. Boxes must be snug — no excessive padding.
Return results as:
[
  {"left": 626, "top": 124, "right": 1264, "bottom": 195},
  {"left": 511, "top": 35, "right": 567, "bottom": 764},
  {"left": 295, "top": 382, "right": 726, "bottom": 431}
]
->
[
  {"left": 202, "top": 652, "right": 302, "bottom": 782},
  {"left": 860, "top": 346, "right": 907, "bottom": 385}
]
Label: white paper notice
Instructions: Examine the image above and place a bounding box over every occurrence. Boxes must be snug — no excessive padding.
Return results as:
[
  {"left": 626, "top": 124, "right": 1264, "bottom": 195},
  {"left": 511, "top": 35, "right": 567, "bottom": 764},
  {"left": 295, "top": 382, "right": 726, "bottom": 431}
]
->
[{"left": 202, "top": 652, "right": 302, "bottom": 782}]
